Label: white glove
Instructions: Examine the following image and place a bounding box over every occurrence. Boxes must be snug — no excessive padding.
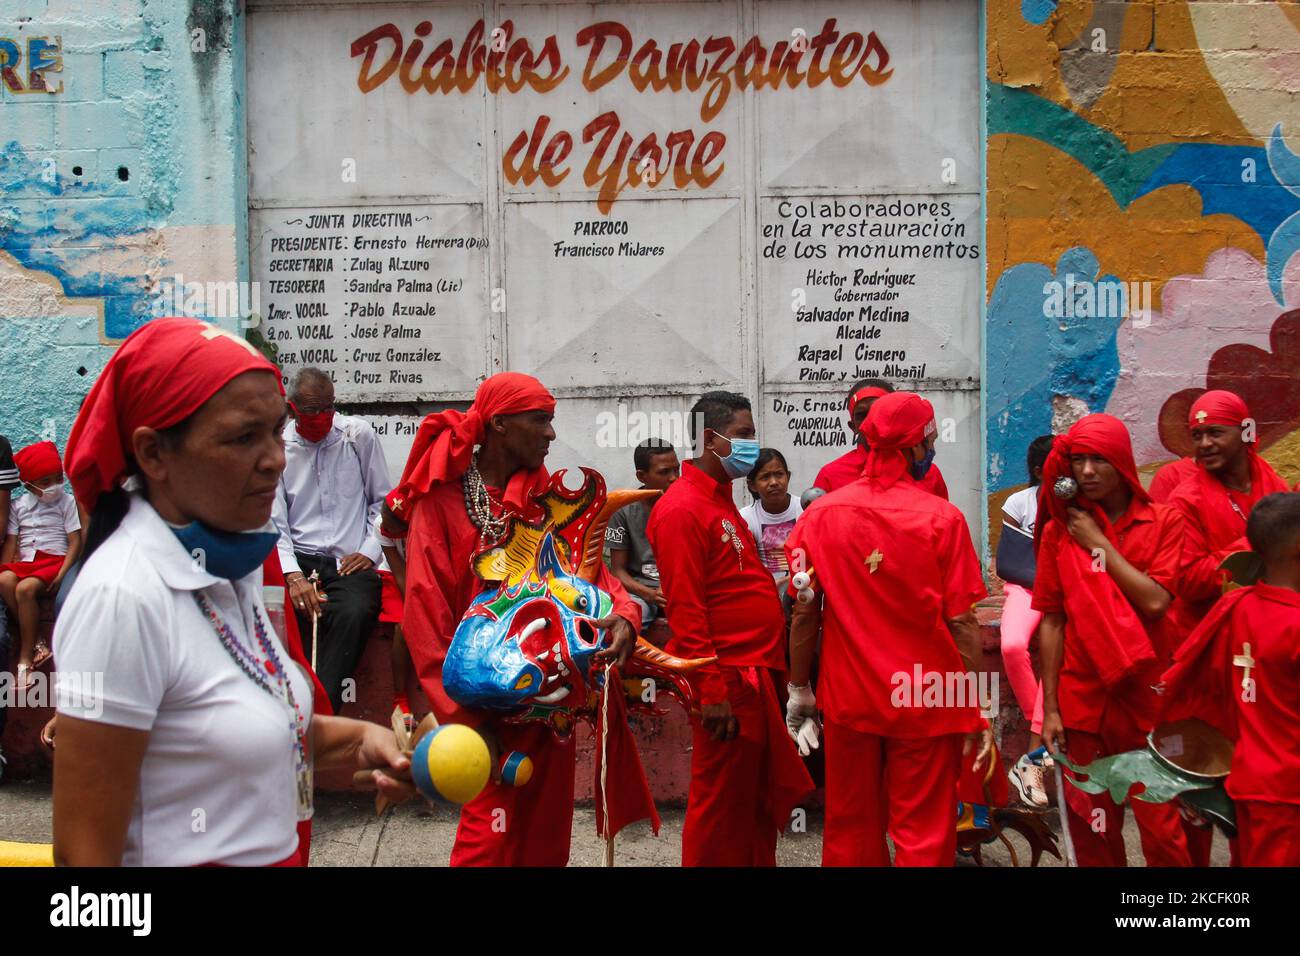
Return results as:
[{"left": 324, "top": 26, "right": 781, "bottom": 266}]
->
[{"left": 786, "top": 683, "right": 819, "bottom": 755}]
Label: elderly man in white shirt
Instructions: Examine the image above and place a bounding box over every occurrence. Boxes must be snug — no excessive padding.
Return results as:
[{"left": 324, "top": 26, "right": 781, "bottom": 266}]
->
[{"left": 273, "top": 367, "right": 392, "bottom": 711}]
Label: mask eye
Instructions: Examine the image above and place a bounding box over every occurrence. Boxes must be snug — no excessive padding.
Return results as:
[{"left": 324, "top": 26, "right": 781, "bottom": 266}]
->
[{"left": 514, "top": 674, "right": 533, "bottom": 691}]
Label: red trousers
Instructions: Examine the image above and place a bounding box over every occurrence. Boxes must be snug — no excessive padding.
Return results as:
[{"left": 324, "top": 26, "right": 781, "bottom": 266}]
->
[
  {"left": 682, "top": 668, "right": 800, "bottom": 867},
  {"left": 1237, "top": 801, "right": 1300, "bottom": 866},
  {"left": 451, "top": 724, "right": 575, "bottom": 867},
  {"left": 823, "top": 722, "right": 962, "bottom": 867},
  {"left": 1064, "top": 720, "right": 1192, "bottom": 867}
]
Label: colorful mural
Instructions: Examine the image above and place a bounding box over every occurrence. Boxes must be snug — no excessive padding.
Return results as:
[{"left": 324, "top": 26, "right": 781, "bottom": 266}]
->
[
  {"left": 986, "top": 0, "right": 1300, "bottom": 527},
  {"left": 0, "top": 0, "right": 243, "bottom": 454}
]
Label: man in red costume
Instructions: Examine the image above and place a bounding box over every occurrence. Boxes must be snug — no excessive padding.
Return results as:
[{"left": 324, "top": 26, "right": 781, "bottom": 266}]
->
[
  {"left": 647, "top": 391, "right": 813, "bottom": 866},
  {"left": 1035, "top": 414, "right": 1192, "bottom": 867},
  {"left": 1165, "top": 390, "right": 1290, "bottom": 863},
  {"left": 1168, "top": 390, "right": 1290, "bottom": 626},
  {"left": 813, "top": 379, "right": 949, "bottom": 499},
  {"left": 1162, "top": 492, "right": 1300, "bottom": 866},
  {"left": 385, "top": 372, "right": 639, "bottom": 866},
  {"left": 785, "top": 391, "right": 989, "bottom": 866}
]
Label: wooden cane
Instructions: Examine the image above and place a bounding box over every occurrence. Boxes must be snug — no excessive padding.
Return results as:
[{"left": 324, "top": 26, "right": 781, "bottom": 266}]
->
[{"left": 307, "top": 569, "right": 321, "bottom": 672}]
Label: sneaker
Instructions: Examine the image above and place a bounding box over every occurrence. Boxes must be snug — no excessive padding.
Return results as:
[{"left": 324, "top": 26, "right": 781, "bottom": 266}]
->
[{"left": 1008, "top": 754, "right": 1049, "bottom": 808}]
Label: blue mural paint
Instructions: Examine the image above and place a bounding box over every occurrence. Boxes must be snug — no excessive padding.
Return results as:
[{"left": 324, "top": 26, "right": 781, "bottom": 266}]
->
[
  {"left": 1136, "top": 141, "right": 1300, "bottom": 298},
  {"left": 0, "top": 140, "right": 157, "bottom": 338},
  {"left": 1021, "top": 0, "right": 1058, "bottom": 26},
  {"left": 986, "top": 247, "right": 1125, "bottom": 491},
  {"left": 1265, "top": 124, "right": 1300, "bottom": 305}
]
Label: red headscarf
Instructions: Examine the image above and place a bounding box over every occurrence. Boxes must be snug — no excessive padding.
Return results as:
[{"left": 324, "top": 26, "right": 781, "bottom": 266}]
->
[
  {"left": 1034, "top": 413, "right": 1158, "bottom": 686},
  {"left": 64, "top": 317, "right": 283, "bottom": 511},
  {"left": 847, "top": 385, "right": 889, "bottom": 414},
  {"left": 387, "top": 372, "right": 556, "bottom": 520},
  {"left": 14, "top": 441, "right": 63, "bottom": 484},
  {"left": 1188, "top": 390, "right": 1250, "bottom": 431},
  {"left": 1035, "top": 413, "right": 1150, "bottom": 551},
  {"left": 860, "top": 392, "right": 936, "bottom": 490}
]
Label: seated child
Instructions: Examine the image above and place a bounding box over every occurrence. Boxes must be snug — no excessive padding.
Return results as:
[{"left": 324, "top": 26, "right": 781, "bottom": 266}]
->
[{"left": 0, "top": 441, "right": 82, "bottom": 688}]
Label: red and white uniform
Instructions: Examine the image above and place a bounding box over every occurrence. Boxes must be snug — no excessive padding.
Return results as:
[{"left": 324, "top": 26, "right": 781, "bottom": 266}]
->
[{"left": 647, "top": 461, "right": 813, "bottom": 866}]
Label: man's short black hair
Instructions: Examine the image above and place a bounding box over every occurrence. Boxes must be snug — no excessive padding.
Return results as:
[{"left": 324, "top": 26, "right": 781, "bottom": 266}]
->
[
  {"left": 846, "top": 378, "right": 894, "bottom": 408},
  {"left": 1247, "top": 492, "right": 1300, "bottom": 562},
  {"left": 689, "top": 391, "right": 751, "bottom": 441},
  {"left": 634, "top": 438, "right": 676, "bottom": 472},
  {"left": 289, "top": 366, "right": 333, "bottom": 401},
  {"left": 1027, "top": 435, "right": 1055, "bottom": 486}
]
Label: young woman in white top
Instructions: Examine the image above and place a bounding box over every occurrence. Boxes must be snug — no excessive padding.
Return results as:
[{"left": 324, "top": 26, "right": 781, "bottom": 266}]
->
[
  {"left": 999, "top": 435, "right": 1054, "bottom": 808},
  {"left": 53, "top": 318, "right": 413, "bottom": 866}
]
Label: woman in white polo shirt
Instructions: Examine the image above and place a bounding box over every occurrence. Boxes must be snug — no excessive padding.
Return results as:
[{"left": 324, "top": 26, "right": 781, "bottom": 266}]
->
[{"left": 53, "top": 317, "right": 413, "bottom": 867}]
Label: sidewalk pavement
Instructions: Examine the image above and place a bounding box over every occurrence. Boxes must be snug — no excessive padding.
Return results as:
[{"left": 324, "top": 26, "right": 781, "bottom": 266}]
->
[{"left": 0, "top": 782, "right": 1230, "bottom": 867}]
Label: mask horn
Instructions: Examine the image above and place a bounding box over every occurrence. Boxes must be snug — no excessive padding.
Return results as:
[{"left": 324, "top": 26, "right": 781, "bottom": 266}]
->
[{"left": 575, "top": 488, "right": 661, "bottom": 582}]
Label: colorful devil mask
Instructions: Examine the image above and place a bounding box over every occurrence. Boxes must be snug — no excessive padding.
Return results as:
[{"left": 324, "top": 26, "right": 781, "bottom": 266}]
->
[{"left": 443, "top": 469, "right": 644, "bottom": 726}]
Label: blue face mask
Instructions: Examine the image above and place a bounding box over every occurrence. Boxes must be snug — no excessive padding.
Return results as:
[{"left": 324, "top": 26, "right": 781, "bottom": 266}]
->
[
  {"left": 910, "top": 445, "right": 936, "bottom": 481},
  {"left": 170, "top": 521, "right": 280, "bottom": 581},
  {"left": 713, "top": 433, "right": 762, "bottom": 480}
]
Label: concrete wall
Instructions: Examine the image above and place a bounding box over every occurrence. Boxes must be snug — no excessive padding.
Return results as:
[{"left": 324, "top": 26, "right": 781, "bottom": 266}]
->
[
  {"left": 985, "top": 0, "right": 1300, "bottom": 532},
  {"left": 0, "top": 0, "right": 245, "bottom": 453}
]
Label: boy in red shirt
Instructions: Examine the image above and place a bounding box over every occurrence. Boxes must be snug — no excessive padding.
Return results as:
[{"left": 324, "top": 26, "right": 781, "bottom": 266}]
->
[
  {"left": 785, "top": 391, "right": 990, "bottom": 866},
  {"left": 1035, "top": 414, "right": 1192, "bottom": 866},
  {"left": 647, "top": 391, "right": 812, "bottom": 866},
  {"left": 1162, "top": 492, "right": 1300, "bottom": 866}
]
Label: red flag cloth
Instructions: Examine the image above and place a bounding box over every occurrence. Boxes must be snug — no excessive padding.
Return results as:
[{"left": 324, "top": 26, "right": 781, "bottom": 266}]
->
[
  {"left": 1162, "top": 583, "right": 1300, "bottom": 808},
  {"left": 861, "top": 392, "right": 937, "bottom": 491},
  {"left": 386, "top": 372, "right": 555, "bottom": 521},
  {"left": 64, "top": 317, "right": 283, "bottom": 512},
  {"left": 784, "top": 469, "right": 986, "bottom": 736},
  {"left": 1149, "top": 457, "right": 1196, "bottom": 503},
  {"left": 813, "top": 444, "right": 950, "bottom": 500},
  {"left": 13, "top": 441, "right": 62, "bottom": 483},
  {"left": 1030, "top": 415, "right": 1184, "bottom": 730},
  {"left": 593, "top": 665, "right": 661, "bottom": 839}
]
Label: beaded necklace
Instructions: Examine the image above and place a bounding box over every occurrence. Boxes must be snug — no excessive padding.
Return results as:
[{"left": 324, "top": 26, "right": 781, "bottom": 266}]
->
[
  {"left": 462, "top": 452, "right": 512, "bottom": 547},
  {"left": 194, "top": 591, "right": 313, "bottom": 820}
]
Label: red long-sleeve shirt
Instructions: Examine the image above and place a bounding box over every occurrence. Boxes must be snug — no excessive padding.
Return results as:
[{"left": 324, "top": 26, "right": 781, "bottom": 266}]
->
[
  {"left": 646, "top": 461, "right": 787, "bottom": 705},
  {"left": 813, "top": 444, "right": 950, "bottom": 499}
]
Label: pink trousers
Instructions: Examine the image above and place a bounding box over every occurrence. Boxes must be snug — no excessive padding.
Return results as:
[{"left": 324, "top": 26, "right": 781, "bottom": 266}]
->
[{"left": 1000, "top": 584, "right": 1043, "bottom": 733}]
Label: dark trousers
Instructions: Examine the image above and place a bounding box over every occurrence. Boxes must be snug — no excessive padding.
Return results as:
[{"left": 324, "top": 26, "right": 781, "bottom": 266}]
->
[{"left": 291, "top": 552, "right": 381, "bottom": 713}]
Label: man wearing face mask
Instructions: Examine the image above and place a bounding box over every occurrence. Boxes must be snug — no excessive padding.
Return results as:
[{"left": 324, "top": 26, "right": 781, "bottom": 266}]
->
[
  {"left": 647, "top": 391, "right": 813, "bottom": 866},
  {"left": 0, "top": 441, "right": 83, "bottom": 689},
  {"left": 273, "top": 367, "right": 392, "bottom": 711},
  {"left": 784, "top": 392, "right": 989, "bottom": 866}
]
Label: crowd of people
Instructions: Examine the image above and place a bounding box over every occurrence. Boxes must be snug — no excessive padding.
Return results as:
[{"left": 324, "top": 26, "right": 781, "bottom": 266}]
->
[{"left": 1, "top": 315, "right": 1298, "bottom": 868}]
